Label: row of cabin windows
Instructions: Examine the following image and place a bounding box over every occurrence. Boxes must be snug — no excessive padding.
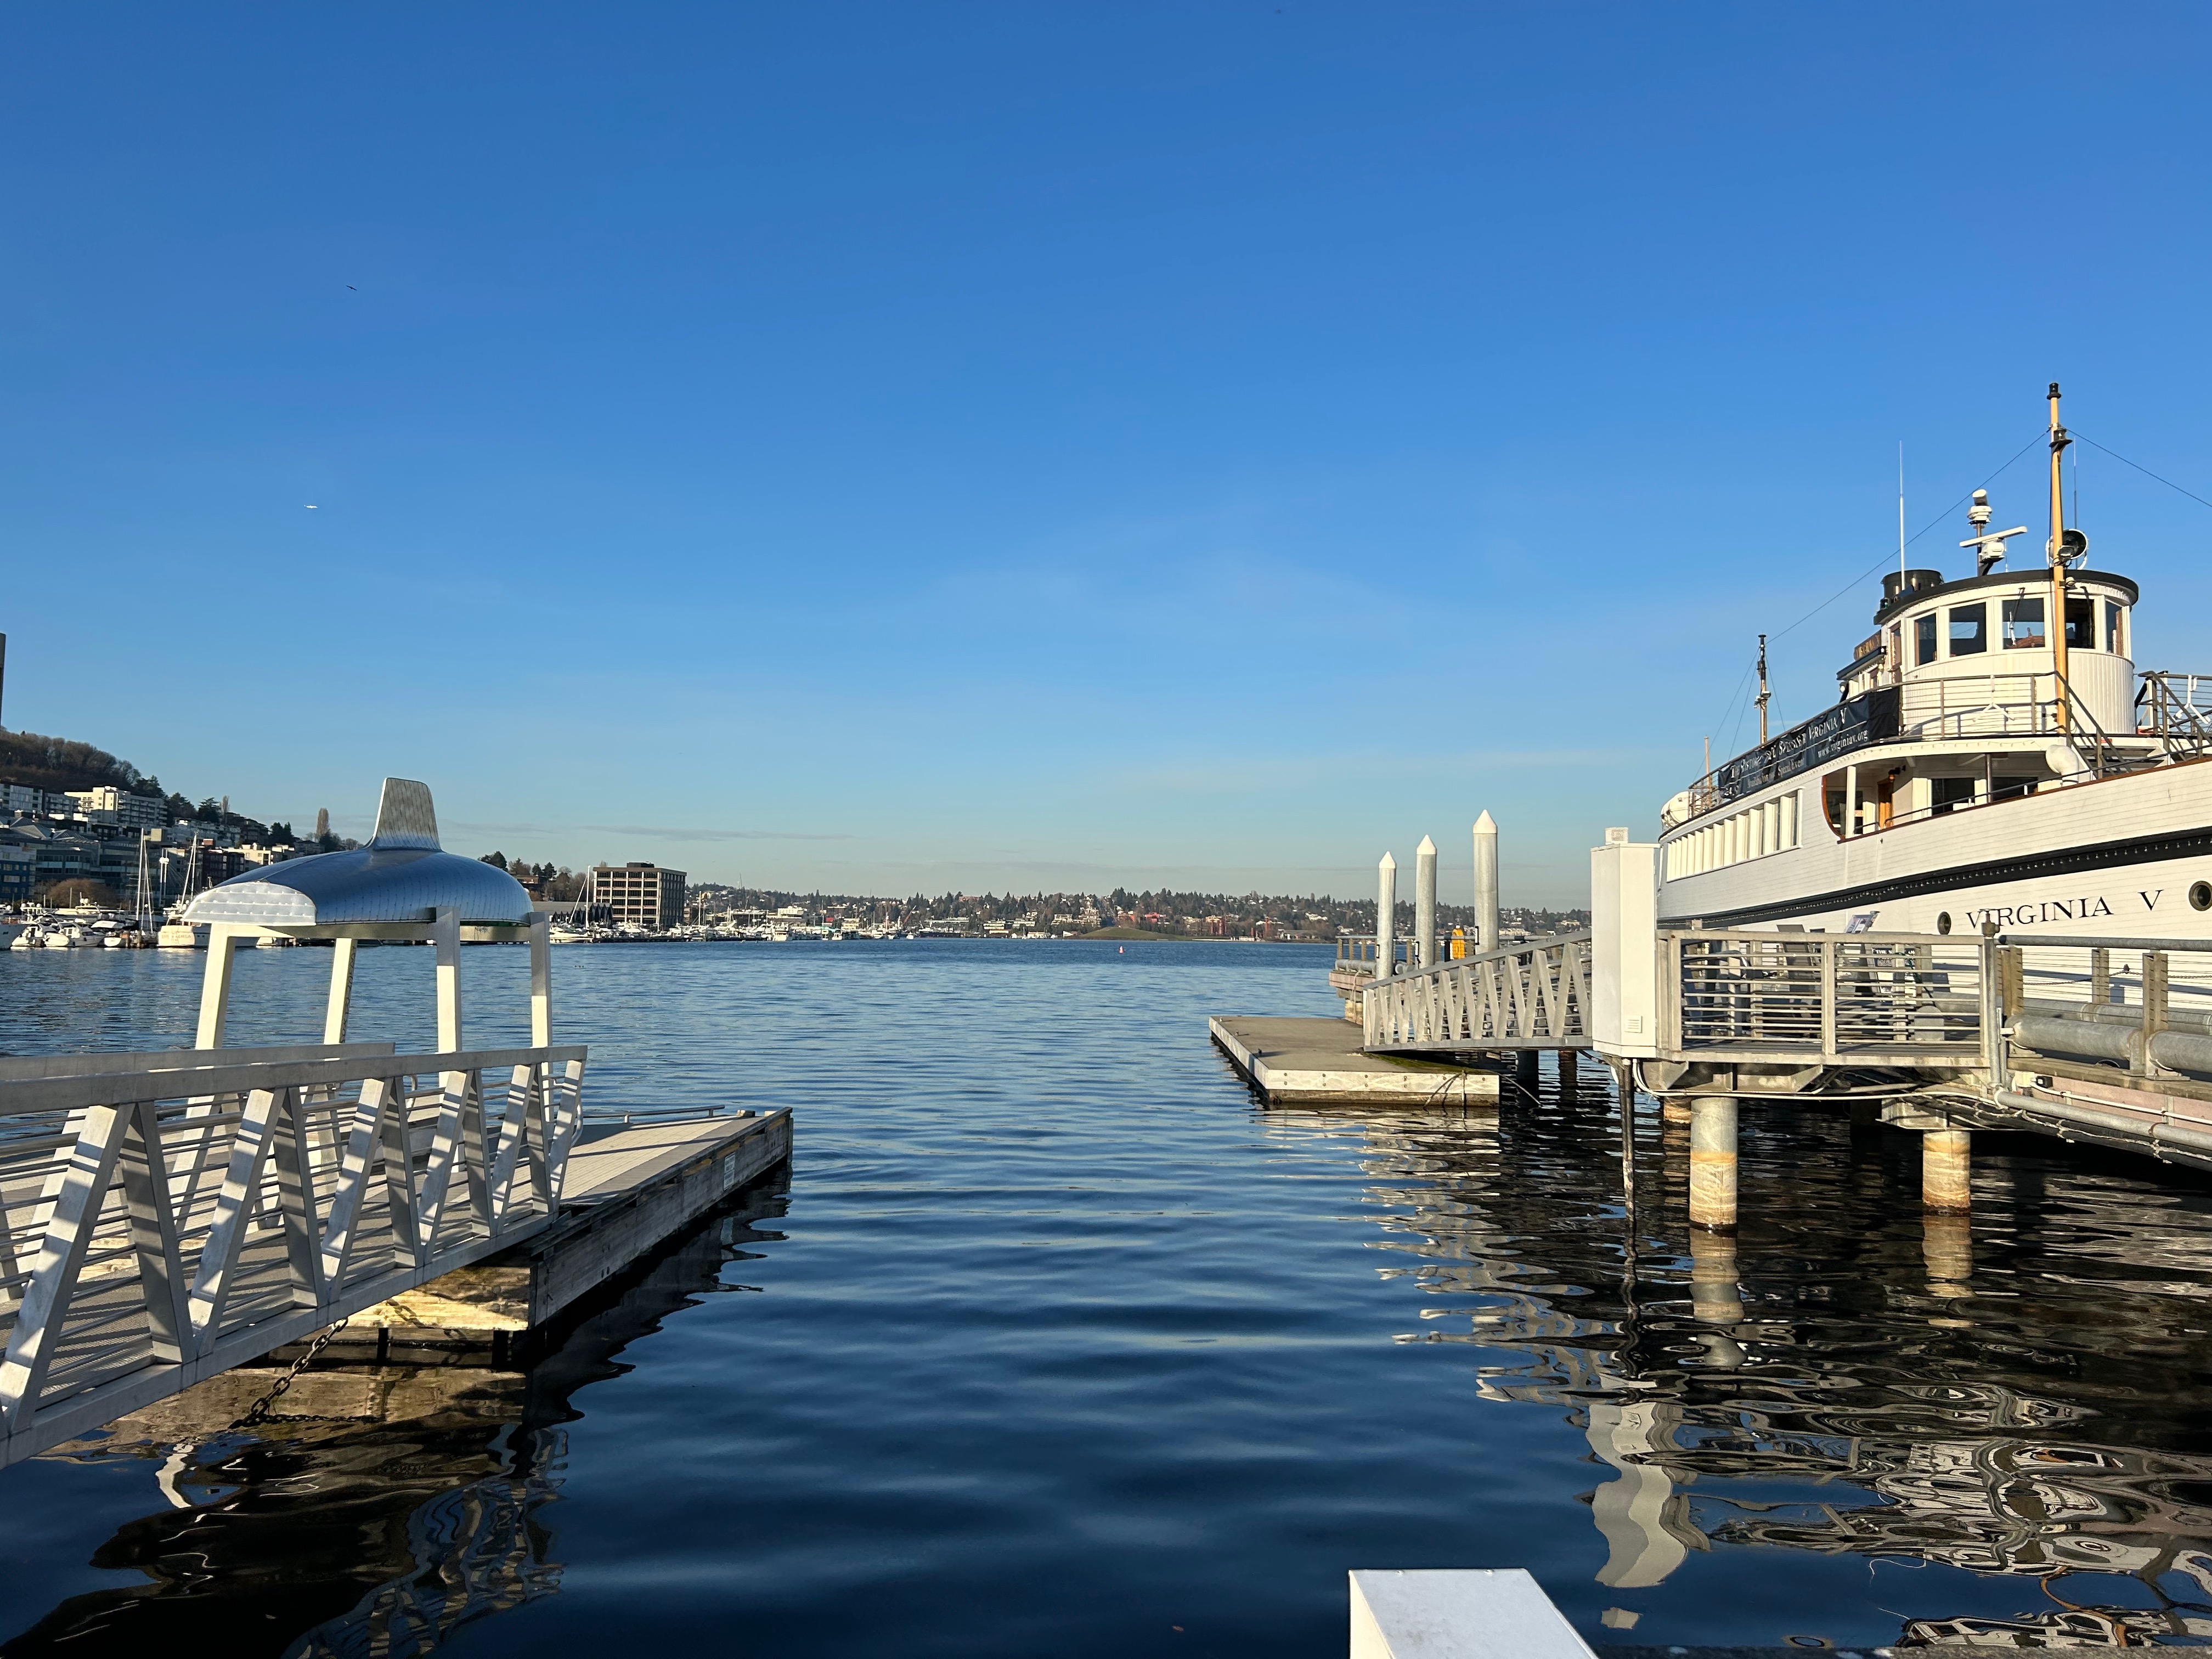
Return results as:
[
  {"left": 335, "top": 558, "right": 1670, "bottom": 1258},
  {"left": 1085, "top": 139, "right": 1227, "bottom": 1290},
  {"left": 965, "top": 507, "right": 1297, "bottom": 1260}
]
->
[
  {"left": 1666, "top": 792, "right": 1801, "bottom": 878},
  {"left": 1911, "top": 597, "right": 2124, "bottom": 665},
  {"left": 1822, "top": 769, "right": 2040, "bottom": 836}
]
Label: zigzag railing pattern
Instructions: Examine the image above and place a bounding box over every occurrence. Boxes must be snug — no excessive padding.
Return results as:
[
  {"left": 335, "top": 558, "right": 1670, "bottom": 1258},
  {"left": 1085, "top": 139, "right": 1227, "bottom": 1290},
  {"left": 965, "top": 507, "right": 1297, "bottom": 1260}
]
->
[
  {"left": 1362, "top": 931, "right": 1593, "bottom": 1053},
  {"left": 0, "top": 1041, "right": 585, "bottom": 1467}
]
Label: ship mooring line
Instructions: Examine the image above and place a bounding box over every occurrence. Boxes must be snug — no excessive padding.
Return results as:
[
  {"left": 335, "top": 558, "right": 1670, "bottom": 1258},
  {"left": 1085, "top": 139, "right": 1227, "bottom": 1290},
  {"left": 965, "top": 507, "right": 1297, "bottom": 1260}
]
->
[{"left": 2073, "top": 431, "right": 2212, "bottom": 515}]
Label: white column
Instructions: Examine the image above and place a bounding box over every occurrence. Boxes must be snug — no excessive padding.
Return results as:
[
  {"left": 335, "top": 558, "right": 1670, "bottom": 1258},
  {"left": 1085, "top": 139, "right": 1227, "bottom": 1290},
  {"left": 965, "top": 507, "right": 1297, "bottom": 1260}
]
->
[
  {"left": 322, "top": 936, "right": 358, "bottom": 1046},
  {"left": 1414, "top": 836, "right": 1437, "bottom": 969},
  {"left": 195, "top": 927, "right": 244, "bottom": 1049},
  {"left": 1376, "top": 853, "right": 1398, "bottom": 978},
  {"left": 1471, "top": 811, "right": 1499, "bottom": 952},
  {"left": 433, "top": 906, "right": 462, "bottom": 1052},
  {"left": 528, "top": 914, "right": 552, "bottom": 1047}
]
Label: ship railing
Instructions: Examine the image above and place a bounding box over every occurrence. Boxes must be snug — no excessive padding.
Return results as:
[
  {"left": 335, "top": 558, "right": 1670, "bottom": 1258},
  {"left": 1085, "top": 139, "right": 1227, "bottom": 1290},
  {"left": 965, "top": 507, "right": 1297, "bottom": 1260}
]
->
[
  {"left": 1657, "top": 929, "right": 1986, "bottom": 1068},
  {"left": 1826, "top": 682, "right": 2135, "bottom": 842},
  {"left": 1897, "top": 672, "right": 2061, "bottom": 744},
  {"left": 0, "top": 1040, "right": 586, "bottom": 1468},
  {"left": 2136, "top": 672, "right": 2212, "bottom": 759},
  {"left": 1362, "top": 931, "right": 1591, "bottom": 1052}
]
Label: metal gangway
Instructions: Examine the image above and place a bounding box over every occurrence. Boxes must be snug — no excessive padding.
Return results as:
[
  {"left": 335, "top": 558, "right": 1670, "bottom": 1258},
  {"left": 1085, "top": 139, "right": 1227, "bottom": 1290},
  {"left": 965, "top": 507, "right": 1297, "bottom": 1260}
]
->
[
  {"left": 0, "top": 778, "right": 588, "bottom": 1469},
  {"left": 1362, "top": 932, "right": 1593, "bottom": 1054}
]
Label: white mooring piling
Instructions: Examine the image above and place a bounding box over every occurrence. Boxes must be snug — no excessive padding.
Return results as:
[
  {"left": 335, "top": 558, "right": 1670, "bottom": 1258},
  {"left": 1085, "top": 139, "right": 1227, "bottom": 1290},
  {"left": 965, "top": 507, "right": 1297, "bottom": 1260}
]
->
[
  {"left": 1414, "top": 836, "right": 1437, "bottom": 970},
  {"left": 1471, "top": 811, "right": 1499, "bottom": 953},
  {"left": 1376, "top": 852, "right": 1398, "bottom": 979}
]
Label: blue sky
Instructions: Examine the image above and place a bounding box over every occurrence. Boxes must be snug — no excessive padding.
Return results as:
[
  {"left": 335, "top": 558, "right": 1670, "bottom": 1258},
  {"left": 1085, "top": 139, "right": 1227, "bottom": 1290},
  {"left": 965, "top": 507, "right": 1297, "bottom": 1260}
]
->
[{"left": 5, "top": 3, "right": 2212, "bottom": 905}]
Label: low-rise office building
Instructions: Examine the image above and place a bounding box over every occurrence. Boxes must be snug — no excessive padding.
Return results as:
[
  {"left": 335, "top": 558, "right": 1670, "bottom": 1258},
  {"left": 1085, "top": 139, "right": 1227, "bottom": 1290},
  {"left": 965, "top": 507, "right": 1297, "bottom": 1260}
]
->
[{"left": 590, "top": 862, "right": 686, "bottom": 930}]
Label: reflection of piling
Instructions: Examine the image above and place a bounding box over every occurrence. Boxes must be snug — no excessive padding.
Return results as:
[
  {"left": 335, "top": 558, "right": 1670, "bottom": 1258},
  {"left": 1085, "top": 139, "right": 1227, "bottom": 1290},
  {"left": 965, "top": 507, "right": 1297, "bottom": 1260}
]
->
[
  {"left": 1689, "top": 1228, "right": 1743, "bottom": 1324},
  {"left": 1688, "top": 1097, "right": 1737, "bottom": 1231},
  {"left": 1515, "top": 1051, "right": 1539, "bottom": 1092},
  {"left": 1923, "top": 1127, "right": 1972, "bottom": 1212},
  {"left": 1661, "top": 1098, "right": 1692, "bottom": 1125},
  {"left": 1922, "top": 1212, "right": 1973, "bottom": 1297}
]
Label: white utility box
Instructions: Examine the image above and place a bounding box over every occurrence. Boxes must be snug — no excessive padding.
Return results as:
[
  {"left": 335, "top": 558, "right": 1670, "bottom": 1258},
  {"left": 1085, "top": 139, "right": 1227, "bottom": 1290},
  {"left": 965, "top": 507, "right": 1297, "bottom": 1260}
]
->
[{"left": 1589, "top": 830, "right": 1659, "bottom": 1060}]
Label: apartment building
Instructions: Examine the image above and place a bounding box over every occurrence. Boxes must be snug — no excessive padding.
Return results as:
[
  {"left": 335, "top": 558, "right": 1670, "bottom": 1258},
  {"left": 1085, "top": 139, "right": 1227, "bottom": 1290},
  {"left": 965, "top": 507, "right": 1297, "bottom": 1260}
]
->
[
  {"left": 590, "top": 862, "right": 686, "bottom": 929},
  {"left": 64, "top": 788, "right": 166, "bottom": 829}
]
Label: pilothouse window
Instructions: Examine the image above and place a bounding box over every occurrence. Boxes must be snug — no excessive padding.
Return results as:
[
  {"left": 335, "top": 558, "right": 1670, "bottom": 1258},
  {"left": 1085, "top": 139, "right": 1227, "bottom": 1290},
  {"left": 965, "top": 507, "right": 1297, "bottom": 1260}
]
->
[
  {"left": 2065, "top": 596, "right": 2094, "bottom": 648},
  {"left": 2002, "top": 596, "right": 2045, "bottom": 650},
  {"left": 2106, "top": 601, "right": 2127, "bottom": 654},
  {"left": 1914, "top": 613, "right": 1937, "bottom": 665},
  {"left": 1948, "top": 604, "right": 1987, "bottom": 656}
]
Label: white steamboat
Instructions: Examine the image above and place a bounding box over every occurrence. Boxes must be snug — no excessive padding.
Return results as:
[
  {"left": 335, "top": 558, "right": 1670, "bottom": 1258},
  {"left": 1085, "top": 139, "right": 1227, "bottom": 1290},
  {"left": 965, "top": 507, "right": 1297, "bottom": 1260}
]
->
[{"left": 1658, "top": 385, "right": 2212, "bottom": 940}]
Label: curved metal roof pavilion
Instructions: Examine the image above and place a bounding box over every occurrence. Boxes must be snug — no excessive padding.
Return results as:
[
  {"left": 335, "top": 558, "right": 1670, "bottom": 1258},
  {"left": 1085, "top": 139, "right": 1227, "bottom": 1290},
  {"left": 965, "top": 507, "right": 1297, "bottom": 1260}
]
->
[
  {"left": 179, "top": 779, "right": 549, "bottom": 1054},
  {"left": 185, "top": 779, "right": 532, "bottom": 929}
]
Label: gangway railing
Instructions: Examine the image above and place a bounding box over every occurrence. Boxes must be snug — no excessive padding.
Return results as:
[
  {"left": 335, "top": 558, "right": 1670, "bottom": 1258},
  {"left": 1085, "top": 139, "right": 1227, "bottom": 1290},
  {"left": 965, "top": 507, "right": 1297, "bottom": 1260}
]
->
[
  {"left": 0, "top": 1040, "right": 585, "bottom": 1469},
  {"left": 1658, "top": 930, "right": 1987, "bottom": 1068},
  {"left": 1363, "top": 931, "right": 1591, "bottom": 1053}
]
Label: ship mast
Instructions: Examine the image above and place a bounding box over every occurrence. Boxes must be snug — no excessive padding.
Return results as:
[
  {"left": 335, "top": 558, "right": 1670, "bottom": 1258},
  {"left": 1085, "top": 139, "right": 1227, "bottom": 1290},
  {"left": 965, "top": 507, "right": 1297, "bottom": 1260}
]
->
[
  {"left": 1754, "top": 634, "right": 1770, "bottom": 746},
  {"left": 2047, "top": 381, "right": 2073, "bottom": 735}
]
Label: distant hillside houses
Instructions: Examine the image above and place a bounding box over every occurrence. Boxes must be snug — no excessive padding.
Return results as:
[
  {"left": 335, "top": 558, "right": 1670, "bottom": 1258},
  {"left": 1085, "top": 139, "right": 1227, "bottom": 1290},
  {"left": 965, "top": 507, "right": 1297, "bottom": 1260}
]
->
[{"left": 0, "top": 730, "right": 345, "bottom": 911}]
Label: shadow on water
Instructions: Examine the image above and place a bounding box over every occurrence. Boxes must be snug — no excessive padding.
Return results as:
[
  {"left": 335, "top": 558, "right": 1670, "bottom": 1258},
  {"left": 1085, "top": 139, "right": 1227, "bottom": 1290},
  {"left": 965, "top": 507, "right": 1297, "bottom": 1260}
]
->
[
  {"left": 1288, "top": 1058, "right": 2212, "bottom": 1649},
  {"left": 1, "top": 1172, "right": 791, "bottom": 1659}
]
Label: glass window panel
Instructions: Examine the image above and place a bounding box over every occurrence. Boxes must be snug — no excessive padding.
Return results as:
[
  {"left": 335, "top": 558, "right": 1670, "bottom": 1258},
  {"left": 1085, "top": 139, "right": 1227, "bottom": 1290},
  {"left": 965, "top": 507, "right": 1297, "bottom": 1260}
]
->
[
  {"left": 1915, "top": 613, "right": 1938, "bottom": 665},
  {"left": 1931, "top": 777, "right": 1977, "bottom": 817},
  {"left": 2002, "top": 596, "right": 2046, "bottom": 649},
  {"left": 2107, "top": 601, "right": 2126, "bottom": 654},
  {"left": 1948, "top": 604, "right": 1987, "bottom": 655},
  {"left": 2066, "top": 595, "right": 2094, "bottom": 648}
]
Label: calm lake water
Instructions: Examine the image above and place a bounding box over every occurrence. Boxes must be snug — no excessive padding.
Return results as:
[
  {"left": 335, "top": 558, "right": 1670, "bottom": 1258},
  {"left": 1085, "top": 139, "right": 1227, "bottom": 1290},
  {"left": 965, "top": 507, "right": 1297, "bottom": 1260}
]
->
[{"left": 4, "top": 939, "right": 2212, "bottom": 1654}]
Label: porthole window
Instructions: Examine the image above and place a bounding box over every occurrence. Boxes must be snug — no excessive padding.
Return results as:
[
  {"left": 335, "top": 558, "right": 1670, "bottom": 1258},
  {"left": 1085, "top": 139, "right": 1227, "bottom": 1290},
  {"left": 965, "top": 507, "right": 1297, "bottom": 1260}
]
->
[
  {"left": 2191, "top": 882, "right": 2211, "bottom": 912},
  {"left": 1936, "top": 912, "right": 1951, "bottom": 935}
]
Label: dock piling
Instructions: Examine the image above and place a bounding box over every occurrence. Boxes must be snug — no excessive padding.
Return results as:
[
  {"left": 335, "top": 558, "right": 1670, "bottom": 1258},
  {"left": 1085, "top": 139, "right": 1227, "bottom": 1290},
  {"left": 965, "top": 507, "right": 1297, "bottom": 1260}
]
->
[
  {"left": 1922, "top": 1126, "right": 1972, "bottom": 1212},
  {"left": 1688, "top": 1096, "right": 1737, "bottom": 1232},
  {"left": 1414, "top": 836, "right": 1437, "bottom": 970},
  {"left": 1376, "top": 853, "right": 1398, "bottom": 979},
  {"left": 1472, "top": 811, "right": 1499, "bottom": 953}
]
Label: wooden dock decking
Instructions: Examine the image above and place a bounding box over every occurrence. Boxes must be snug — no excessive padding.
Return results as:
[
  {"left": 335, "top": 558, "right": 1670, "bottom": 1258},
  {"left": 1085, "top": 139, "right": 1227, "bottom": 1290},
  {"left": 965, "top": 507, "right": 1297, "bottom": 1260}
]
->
[{"left": 1211, "top": 1017, "right": 1500, "bottom": 1106}]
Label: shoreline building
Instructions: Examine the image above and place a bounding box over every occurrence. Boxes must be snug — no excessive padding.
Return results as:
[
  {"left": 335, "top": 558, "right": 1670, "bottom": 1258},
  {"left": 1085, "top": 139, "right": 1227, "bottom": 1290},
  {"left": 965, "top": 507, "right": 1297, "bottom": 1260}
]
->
[{"left": 590, "top": 861, "right": 686, "bottom": 931}]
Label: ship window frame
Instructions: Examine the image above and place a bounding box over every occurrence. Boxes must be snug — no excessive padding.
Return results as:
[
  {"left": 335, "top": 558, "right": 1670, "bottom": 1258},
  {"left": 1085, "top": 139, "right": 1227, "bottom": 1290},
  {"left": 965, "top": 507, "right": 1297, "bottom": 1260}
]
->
[
  {"left": 1929, "top": 776, "right": 1977, "bottom": 817},
  {"left": 2002, "top": 595, "right": 2046, "bottom": 650},
  {"left": 1948, "top": 603, "right": 1987, "bottom": 656},
  {"left": 2064, "top": 595, "right": 2094, "bottom": 650},
  {"left": 2106, "top": 601, "right": 2126, "bottom": 655},
  {"left": 1914, "top": 612, "right": 1938, "bottom": 666}
]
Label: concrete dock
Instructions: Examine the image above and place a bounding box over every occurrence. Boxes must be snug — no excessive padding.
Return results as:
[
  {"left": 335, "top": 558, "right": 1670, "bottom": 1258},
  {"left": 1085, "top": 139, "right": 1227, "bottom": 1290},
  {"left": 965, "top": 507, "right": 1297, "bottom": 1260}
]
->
[{"left": 1211, "top": 1017, "right": 1500, "bottom": 1106}]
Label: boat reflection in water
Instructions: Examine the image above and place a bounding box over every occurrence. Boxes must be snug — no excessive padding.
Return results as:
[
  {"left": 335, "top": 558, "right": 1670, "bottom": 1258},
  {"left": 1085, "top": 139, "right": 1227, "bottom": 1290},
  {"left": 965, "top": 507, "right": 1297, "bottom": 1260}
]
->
[
  {"left": 6, "top": 1175, "right": 790, "bottom": 1659},
  {"left": 1290, "top": 1059, "right": 2212, "bottom": 1650}
]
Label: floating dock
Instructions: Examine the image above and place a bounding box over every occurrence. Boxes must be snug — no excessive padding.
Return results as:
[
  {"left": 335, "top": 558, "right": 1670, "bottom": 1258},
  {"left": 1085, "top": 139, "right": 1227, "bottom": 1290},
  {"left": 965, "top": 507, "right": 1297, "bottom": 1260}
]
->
[
  {"left": 344, "top": 1108, "right": 793, "bottom": 1342},
  {"left": 1210, "top": 1017, "right": 1500, "bottom": 1106}
]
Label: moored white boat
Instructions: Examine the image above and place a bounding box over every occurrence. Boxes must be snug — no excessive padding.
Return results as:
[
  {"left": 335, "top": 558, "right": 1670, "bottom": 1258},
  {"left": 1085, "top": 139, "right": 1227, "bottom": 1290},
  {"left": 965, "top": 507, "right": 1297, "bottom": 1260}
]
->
[{"left": 1657, "top": 385, "right": 2212, "bottom": 943}]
